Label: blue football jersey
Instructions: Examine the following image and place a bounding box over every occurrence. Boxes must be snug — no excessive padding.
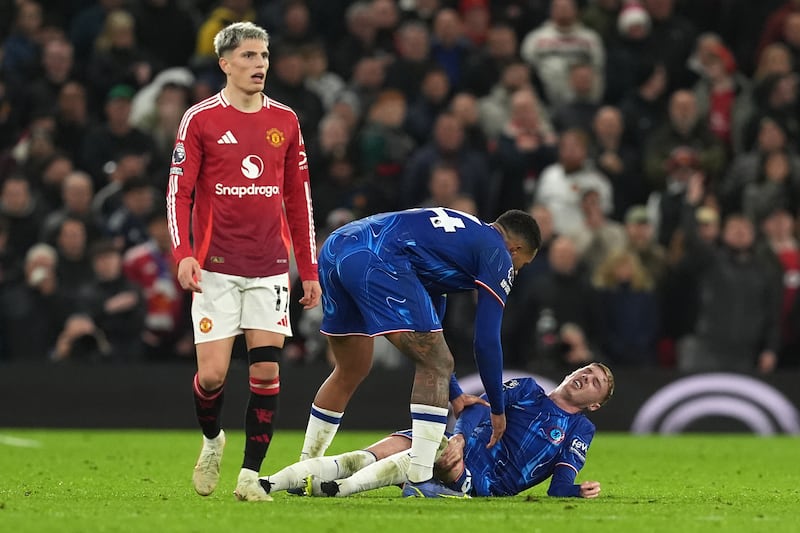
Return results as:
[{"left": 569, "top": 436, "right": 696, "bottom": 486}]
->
[
  {"left": 456, "top": 377, "right": 596, "bottom": 497},
  {"left": 319, "top": 207, "right": 515, "bottom": 411},
  {"left": 332, "top": 207, "right": 515, "bottom": 299}
]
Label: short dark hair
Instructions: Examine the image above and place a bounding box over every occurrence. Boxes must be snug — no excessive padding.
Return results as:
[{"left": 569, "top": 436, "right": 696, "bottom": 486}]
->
[{"left": 495, "top": 209, "right": 542, "bottom": 253}]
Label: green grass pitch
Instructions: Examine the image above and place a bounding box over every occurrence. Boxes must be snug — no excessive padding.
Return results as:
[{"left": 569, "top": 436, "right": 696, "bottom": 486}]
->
[{"left": 1, "top": 430, "right": 798, "bottom": 533}]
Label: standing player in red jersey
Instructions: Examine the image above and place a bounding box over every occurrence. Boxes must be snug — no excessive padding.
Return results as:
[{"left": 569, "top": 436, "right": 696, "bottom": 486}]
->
[{"left": 166, "top": 21, "right": 321, "bottom": 502}]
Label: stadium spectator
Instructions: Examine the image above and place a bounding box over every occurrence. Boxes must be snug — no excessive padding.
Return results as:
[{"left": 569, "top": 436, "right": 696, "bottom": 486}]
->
[
  {"left": 589, "top": 105, "right": 643, "bottom": 221},
  {"left": 618, "top": 61, "right": 668, "bottom": 150},
  {"left": 296, "top": 208, "right": 541, "bottom": 498},
  {"left": 0, "top": 217, "right": 22, "bottom": 289},
  {"left": 691, "top": 39, "right": 754, "bottom": 155},
  {"left": 756, "top": 206, "right": 800, "bottom": 367},
  {"left": 448, "top": 92, "right": 488, "bottom": 153},
  {"left": 504, "top": 235, "right": 600, "bottom": 372},
  {"left": 592, "top": 249, "right": 660, "bottom": 366},
  {"left": 53, "top": 216, "right": 94, "bottom": 299},
  {"left": 1, "top": 174, "right": 46, "bottom": 260},
  {"left": 429, "top": 7, "right": 473, "bottom": 90},
  {"left": 623, "top": 204, "right": 669, "bottom": 284},
  {"left": 261, "top": 364, "right": 613, "bottom": 499},
  {"left": 28, "top": 37, "right": 80, "bottom": 117},
  {"left": 404, "top": 66, "right": 452, "bottom": 145},
  {"left": 756, "top": 0, "right": 800, "bottom": 63},
  {"left": 643, "top": 89, "right": 727, "bottom": 192},
  {"left": 167, "top": 22, "right": 320, "bottom": 502},
  {"left": 550, "top": 61, "right": 603, "bottom": 134},
  {"left": 568, "top": 188, "right": 627, "bottom": 273},
  {"left": 123, "top": 209, "right": 192, "bottom": 362},
  {"left": 0, "top": 243, "right": 71, "bottom": 360},
  {"left": 419, "top": 162, "right": 464, "bottom": 210},
  {"left": 659, "top": 204, "right": 721, "bottom": 367},
  {"left": 132, "top": 0, "right": 196, "bottom": 70},
  {"left": 263, "top": 44, "right": 324, "bottom": 141},
  {"left": 331, "top": 2, "right": 381, "bottom": 80},
  {"left": 641, "top": 0, "right": 697, "bottom": 91},
  {"left": 85, "top": 9, "right": 159, "bottom": 106},
  {"left": 603, "top": 1, "right": 655, "bottom": 105},
  {"left": 105, "top": 176, "right": 158, "bottom": 252},
  {"left": 80, "top": 84, "right": 155, "bottom": 190},
  {"left": 490, "top": 87, "right": 558, "bottom": 217},
  {"left": 302, "top": 41, "right": 346, "bottom": 113},
  {"left": 402, "top": 112, "right": 492, "bottom": 217},
  {"left": 193, "top": 0, "right": 256, "bottom": 67},
  {"left": 68, "top": 0, "right": 126, "bottom": 63},
  {"left": 53, "top": 81, "right": 93, "bottom": 164},
  {"left": 74, "top": 239, "right": 145, "bottom": 362},
  {"left": 534, "top": 129, "right": 614, "bottom": 236},
  {"left": 677, "top": 175, "right": 782, "bottom": 373},
  {"left": 358, "top": 89, "right": 416, "bottom": 212},
  {"left": 383, "top": 21, "right": 434, "bottom": 102},
  {"left": 581, "top": 0, "right": 623, "bottom": 44},
  {"left": 742, "top": 71, "right": 800, "bottom": 153},
  {"left": 722, "top": 119, "right": 797, "bottom": 217},
  {"left": 1, "top": 0, "right": 44, "bottom": 83},
  {"left": 343, "top": 56, "right": 388, "bottom": 126},
  {"left": 520, "top": 0, "right": 605, "bottom": 108},
  {"left": 461, "top": 23, "right": 519, "bottom": 98},
  {"left": 263, "top": 0, "right": 317, "bottom": 52},
  {"left": 39, "top": 170, "right": 99, "bottom": 245},
  {"left": 478, "top": 60, "right": 542, "bottom": 139}
]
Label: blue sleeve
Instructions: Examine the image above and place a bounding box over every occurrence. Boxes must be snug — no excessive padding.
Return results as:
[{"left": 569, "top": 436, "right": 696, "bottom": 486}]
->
[
  {"left": 547, "top": 465, "right": 582, "bottom": 497},
  {"left": 448, "top": 373, "right": 464, "bottom": 401},
  {"left": 453, "top": 398, "right": 490, "bottom": 438},
  {"left": 473, "top": 287, "right": 505, "bottom": 414},
  {"left": 548, "top": 417, "right": 595, "bottom": 497}
]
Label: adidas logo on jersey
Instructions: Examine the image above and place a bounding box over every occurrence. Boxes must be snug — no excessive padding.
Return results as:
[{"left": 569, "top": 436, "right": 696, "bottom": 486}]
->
[
  {"left": 276, "top": 316, "right": 288, "bottom": 327},
  {"left": 217, "top": 130, "right": 238, "bottom": 144}
]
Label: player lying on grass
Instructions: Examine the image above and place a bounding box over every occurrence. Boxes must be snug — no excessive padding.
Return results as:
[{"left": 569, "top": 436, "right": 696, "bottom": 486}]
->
[{"left": 259, "top": 363, "right": 614, "bottom": 498}]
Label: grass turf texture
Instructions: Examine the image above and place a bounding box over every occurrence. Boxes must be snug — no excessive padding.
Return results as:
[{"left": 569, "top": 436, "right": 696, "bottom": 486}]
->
[{"left": 0, "top": 431, "right": 797, "bottom": 533}]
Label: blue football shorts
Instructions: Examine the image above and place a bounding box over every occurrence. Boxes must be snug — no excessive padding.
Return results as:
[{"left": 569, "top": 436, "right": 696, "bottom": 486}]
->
[{"left": 318, "top": 236, "right": 442, "bottom": 336}]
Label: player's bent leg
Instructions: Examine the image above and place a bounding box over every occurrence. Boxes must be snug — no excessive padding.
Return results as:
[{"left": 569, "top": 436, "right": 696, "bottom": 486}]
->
[
  {"left": 387, "top": 331, "right": 453, "bottom": 484},
  {"left": 300, "top": 335, "right": 374, "bottom": 460},
  {"left": 259, "top": 450, "right": 377, "bottom": 495}
]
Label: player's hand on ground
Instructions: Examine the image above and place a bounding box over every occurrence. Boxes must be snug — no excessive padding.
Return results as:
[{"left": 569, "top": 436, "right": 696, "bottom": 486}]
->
[
  {"left": 579, "top": 481, "right": 601, "bottom": 498},
  {"left": 487, "top": 412, "right": 506, "bottom": 448},
  {"left": 299, "top": 280, "right": 322, "bottom": 309},
  {"left": 177, "top": 257, "right": 203, "bottom": 293},
  {"left": 450, "top": 393, "right": 490, "bottom": 418}
]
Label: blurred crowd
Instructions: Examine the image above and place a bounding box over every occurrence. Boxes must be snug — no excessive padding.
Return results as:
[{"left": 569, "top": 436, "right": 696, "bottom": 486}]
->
[{"left": 1, "top": 0, "right": 799, "bottom": 374}]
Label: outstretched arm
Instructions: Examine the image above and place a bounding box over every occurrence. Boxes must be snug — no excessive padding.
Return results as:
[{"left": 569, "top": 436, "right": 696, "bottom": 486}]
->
[{"left": 547, "top": 465, "right": 601, "bottom": 498}]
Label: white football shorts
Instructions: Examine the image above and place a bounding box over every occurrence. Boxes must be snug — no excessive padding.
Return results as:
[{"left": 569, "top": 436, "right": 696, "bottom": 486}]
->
[{"left": 191, "top": 270, "right": 292, "bottom": 343}]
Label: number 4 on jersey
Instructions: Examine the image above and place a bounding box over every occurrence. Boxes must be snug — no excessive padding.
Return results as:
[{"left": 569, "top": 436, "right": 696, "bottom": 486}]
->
[{"left": 429, "top": 207, "right": 466, "bottom": 232}]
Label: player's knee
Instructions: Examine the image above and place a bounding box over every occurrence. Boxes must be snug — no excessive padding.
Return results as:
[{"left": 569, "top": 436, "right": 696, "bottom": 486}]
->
[
  {"left": 248, "top": 346, "right": 281, "bottom": 379},
  {"left": 197, "top": 370, "right": 226, "bottom": 391}
]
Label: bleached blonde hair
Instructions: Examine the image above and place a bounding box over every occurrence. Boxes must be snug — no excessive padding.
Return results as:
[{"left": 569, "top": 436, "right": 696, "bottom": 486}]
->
[{"left": 213, "top": 22, "right": 269, "bottom": 58}]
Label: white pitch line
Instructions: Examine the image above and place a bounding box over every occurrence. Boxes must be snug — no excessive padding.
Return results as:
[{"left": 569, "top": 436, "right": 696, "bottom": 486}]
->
[{"left": 0, "top": 434, "right": 43, "bottom": 448}]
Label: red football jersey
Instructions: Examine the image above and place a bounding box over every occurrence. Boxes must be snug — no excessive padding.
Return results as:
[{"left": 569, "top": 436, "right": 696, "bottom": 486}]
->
[{"left": 167, "top": 91, "right": 318, "bottom": 281}]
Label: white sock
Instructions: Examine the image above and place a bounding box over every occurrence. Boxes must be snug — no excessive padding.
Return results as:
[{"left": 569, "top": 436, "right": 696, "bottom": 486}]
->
[
  {"left": 406, "top": 404, "right": 449, "bottom": 483},
  {"left": 263, "top": 450, "right": 375, "bottom": 492},
  {"left": 300, "top": 404, "right": 344, "bottom": 460},
  {"left": 336, "top": 450, "right": 411, "bottom": 497}
]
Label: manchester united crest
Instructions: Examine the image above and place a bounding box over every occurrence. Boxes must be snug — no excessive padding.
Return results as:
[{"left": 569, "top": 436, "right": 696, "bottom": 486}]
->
[
  {"left": 199, "top": 317, "right": 213, "bottom": 334},
  {"left": 266, "top": 128, "right": 285, "bottom": 147}
]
